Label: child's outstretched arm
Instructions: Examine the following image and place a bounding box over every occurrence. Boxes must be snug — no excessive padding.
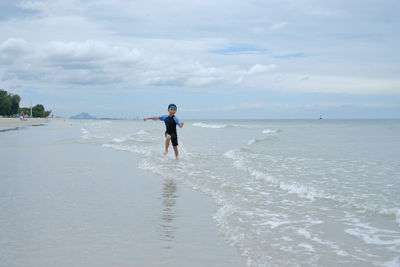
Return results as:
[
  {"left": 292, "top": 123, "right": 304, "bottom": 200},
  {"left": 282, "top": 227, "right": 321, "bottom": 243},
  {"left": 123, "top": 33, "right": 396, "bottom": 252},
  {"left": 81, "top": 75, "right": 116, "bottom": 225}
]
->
[
  {"left": 143, "top": 116, "right": 159, "bottom": 121},
  {"left": 178, "top": 122, "right": 184, "bottom": 128}
]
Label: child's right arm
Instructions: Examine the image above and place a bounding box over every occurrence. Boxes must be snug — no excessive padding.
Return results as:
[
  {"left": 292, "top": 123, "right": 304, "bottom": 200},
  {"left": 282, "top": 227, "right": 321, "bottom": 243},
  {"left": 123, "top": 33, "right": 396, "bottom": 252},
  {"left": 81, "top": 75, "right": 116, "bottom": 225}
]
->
[{"left": 143, "top": 116, "right": 159, "bottom": 121}]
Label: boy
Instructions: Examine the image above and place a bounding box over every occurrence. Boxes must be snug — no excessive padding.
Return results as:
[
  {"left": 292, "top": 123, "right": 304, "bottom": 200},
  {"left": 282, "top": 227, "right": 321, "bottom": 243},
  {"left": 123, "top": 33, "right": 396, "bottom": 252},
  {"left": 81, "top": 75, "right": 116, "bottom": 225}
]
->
[{"left": 144, "top": 104, "right": 184, "bottom": 158}]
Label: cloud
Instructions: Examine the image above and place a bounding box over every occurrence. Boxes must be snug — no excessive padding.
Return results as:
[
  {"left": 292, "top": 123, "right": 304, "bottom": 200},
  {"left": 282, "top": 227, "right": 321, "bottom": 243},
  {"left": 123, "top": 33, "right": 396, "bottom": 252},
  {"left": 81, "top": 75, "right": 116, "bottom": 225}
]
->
[
  {"left": 0, "top": 38, "right": 276, "bottom": 88},
  {"left": 1, "top": 0, "right": 399, "bottom": 102},
  {"left": 250, "top": 73, "right": 400, "bottom": 95},
  {"left": 269, "top": 22, "right": 289, "bottom": 30},
  {"left": 0, "top": 38, "right": 30, "bottom": 63},
  {"left": 215, "top": 102, "right": 266, "bottom": 111},
  {"left": 274, "top": 53, "right": 309, "bottom": 59},
  {"left": 273, "top": 102, "right": 400, "bottom": 110},
  {"left": 17, "top": 0, "right": 84, "bottom": 15},
  {"left": 246, "top": 64, "right": 276, "bottom": 74},
  {"left": 214, "top": 102, "right": 400, "bottom": 113}
]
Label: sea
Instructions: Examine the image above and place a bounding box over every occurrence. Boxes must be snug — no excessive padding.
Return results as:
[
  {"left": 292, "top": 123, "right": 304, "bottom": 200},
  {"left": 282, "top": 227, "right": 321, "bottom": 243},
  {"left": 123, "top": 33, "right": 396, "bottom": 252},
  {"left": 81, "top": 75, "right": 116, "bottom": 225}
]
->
[
  {"left": 3, "top": 119, "right": 399, "bottom": 266},
  {"left": 79, "top": 118, "right": 400, "bottom": 267}
]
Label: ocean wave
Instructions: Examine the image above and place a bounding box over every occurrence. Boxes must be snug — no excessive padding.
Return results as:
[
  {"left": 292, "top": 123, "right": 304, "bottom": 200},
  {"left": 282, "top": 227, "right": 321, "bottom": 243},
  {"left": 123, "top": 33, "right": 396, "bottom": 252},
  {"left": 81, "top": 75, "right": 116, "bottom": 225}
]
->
[
  {"left": 247, "top": 128, "right": 280, "bottom": 145},
  {"left": 344, "top": 228, "right": 400, "bottom": 246},
  {"left": 112, "top": 134, "right": 135, "bottom": 143},
  {"left": 355, "top": 206, "right": 400, "bottom": 227},
  {"left": 81, "top": 127, "right": 90, "bottom": 139},
  {"left": 192, "top": 122, "right": 266, "bottom": 129},
  {"left": 80, "top": 121, "right": 112, "bottom": 140},
  {"left": 262, "top": 128, "right": 280, "bottom": 134},
  {"left": 383, "top": 256, "right": 400, "bottom": 267},
  {"left": 192, "top": 122, "right": 227, "bottom": 129},
  {"left": 111, "top": 134, "right": 148, "bottom": 143},
  {"left": 344, "top": 216, "right": 400, "bottom": 247},
  {"left": 380, "top": 208, "right": 400, "bottom": 226},
  {"left": 224, "top": 149, "right": 400, "bottom": 228},
  {"left": 224, "top": 149, "right": 324, "bottom": 201},
  {"left": 247, "top": 137, "right": 270, "bottom": 145},
  {"left": 247, "top": 139, "right": 258, "bottom": 145},
  {"left": 102, "top": 143, "right": 152, "bottom": 156},
  {"left": 137, "top": 130, "right": 147, "bottom": 135}
]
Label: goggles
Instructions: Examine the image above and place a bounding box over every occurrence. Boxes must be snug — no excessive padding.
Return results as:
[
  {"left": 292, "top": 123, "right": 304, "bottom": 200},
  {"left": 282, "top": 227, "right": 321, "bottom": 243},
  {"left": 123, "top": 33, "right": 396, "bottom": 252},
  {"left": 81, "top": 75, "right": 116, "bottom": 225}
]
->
[{"left": 169, "top": 106, "right": 177, "bottom": 110}]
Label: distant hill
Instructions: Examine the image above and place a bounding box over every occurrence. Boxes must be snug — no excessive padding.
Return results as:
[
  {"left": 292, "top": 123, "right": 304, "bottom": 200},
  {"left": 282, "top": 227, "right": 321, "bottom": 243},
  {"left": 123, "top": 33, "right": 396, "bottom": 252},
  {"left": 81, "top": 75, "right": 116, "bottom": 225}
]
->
[{"left": 70, "top": 112, "right": 96, "bottom": 119}]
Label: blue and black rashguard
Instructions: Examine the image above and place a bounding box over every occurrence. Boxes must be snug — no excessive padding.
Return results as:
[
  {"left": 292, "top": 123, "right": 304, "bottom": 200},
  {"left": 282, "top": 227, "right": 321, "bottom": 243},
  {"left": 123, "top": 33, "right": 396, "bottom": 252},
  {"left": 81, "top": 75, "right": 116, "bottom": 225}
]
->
[{"left": 159, "top": 115, "right": 180, "bottom": 146}]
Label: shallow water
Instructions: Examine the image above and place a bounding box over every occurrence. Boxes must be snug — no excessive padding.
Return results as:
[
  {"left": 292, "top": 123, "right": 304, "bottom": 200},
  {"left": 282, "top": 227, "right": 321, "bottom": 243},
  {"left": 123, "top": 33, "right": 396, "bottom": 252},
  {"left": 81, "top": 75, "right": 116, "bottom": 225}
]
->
[
  {"left": 78, "top": 118, "right": 400, "bottom": 267},
  {"left": 5, "top": 119, "right": 398, "bottom": 266}
]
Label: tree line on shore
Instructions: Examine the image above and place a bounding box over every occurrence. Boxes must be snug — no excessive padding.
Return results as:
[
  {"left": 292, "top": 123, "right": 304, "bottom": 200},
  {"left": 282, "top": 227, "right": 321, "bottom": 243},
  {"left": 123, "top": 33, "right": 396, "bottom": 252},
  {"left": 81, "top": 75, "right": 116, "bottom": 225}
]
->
[{"left": 0, "top": 89, "right": 51, "bottom": 118}]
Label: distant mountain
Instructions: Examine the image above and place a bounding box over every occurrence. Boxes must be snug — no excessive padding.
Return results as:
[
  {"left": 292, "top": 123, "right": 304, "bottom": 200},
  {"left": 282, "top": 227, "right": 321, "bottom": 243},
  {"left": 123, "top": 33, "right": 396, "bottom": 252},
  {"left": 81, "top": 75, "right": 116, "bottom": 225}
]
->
[{"left": 70, "top": 112, "right": 96, "bottom": 119}]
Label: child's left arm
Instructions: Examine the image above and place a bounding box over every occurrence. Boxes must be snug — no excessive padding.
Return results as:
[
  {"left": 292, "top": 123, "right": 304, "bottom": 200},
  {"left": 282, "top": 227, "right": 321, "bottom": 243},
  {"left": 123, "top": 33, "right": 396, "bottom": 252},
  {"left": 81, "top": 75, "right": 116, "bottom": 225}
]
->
[{"left": 175, "top": 117, "right": 184, "bottom": 128}]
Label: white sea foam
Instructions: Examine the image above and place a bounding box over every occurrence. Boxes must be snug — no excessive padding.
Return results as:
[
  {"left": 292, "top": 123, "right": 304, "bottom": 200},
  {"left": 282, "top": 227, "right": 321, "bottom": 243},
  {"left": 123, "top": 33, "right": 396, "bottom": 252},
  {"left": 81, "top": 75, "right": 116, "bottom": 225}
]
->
[
  {"left": 247, "top": 137, "right": 269, "bottom": 145},
  {"left": 193, "top": 122, "right": 265, "bottom": 129},
  {"left": 383, "top": 256, "right": 400, "bottom": 267},
  {"left": 192, "top": 122, "right": 227, "bottom": 129},
  {"left": 262, "top": 128, "right": 279, "bottom": 134},
  {"left": 343, "top": 214, "right": 400, "bottom": 248},
  {"left": 81, "top": 127, "right": 89, "bottom": 139},
  {"left": 345, "top": 228, "right": 400, "bottom": 246},
  {"left": 80, "top": 121, "right": 112, "bottom": 140},
  {"left": 137, "top": 130, "right": 147, "bottom": 135},
  {"left": 102, "top": 143, "right": 152, "bottom": 156},
  {"left": 224, "top": 149, "right": 324, "bottom": 201},
  {"left": 112, "top": 135, "right": 133, "bottom": 143},
  {"left": 111, "top": 134, "right": 146, "bottom": 143},
  {"left": 247, "top": 139, "right": 257, "bottom": 145},
  {"left": 225, "top": 148, "right": 400, "bottom": 229},
  {"left": 380, "top": 208, "right": 400, "bottom": 227},
  {"left": 298, "top": 243, "right": 315, "bottom": 252}
]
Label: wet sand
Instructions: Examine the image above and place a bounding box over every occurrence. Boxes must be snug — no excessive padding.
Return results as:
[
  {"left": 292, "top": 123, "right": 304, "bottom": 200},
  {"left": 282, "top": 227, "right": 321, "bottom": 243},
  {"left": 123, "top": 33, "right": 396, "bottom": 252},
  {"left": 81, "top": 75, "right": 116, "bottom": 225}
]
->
[
  {"left": 0, "top": 120, "right": 246, "bottom": 266},
  {"left": 0, "top": 118, "right": 51, "bottom": 131}
]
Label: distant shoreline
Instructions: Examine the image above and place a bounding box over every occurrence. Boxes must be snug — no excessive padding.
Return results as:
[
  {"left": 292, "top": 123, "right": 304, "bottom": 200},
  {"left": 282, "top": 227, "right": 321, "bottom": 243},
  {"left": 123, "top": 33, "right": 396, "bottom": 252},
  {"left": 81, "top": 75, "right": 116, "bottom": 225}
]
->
[{"left": 0, "top": 118, "right": 68, "bottom": 131}]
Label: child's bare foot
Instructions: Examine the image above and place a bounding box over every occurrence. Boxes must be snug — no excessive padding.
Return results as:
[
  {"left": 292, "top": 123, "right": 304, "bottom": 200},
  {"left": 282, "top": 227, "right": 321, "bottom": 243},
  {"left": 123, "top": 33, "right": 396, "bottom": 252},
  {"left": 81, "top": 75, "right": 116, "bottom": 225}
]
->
[{"left": 163, "top": 150, "right": 168, "bottom": 155}]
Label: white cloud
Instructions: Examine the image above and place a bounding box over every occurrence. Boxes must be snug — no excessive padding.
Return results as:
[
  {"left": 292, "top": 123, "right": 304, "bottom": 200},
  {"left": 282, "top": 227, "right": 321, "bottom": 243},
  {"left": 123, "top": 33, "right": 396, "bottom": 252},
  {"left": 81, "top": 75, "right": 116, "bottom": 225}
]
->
[
  {"left": 1, "top": 0, "right": 399, "bottom": 99},
  {"left": 215, "top": 102, "right": 266, "bottom": 111},
  {"left": 0, "top": 38, "right": 276, "bottom": 88},
  {"left": 243, "top": 72, "right": 400, "bottom": 95},
  {"left": 292, "top": 74, "right": 400, "bottom": 95},
  {"left": 18, "top": 0, "right": 84, "bottom": 15},
  {"left": 269, "top": 22, "right": 289, "bottom": 30},
  {"left": 272, "top": 102, "right": 400, "bottom": 109},
  {"left": 0, "top": 38, "right": 30, "bottom": 63},
  {"left": 214, "top": 102, "right": 400, "bottom": 113},
  {"left": 246, "top": 64, "right": 276, "bottom": 74}
]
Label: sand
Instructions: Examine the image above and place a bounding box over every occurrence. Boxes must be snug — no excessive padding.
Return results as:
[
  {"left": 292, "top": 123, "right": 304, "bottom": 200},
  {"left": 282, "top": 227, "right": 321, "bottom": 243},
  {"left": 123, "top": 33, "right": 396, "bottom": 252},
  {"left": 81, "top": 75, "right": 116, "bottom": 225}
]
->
[
  {"left": 0, "top": 120, "right": 246, "bottom": 266},
  {"left": 0, "top": 118, "right": 51, "bottom": 131}
]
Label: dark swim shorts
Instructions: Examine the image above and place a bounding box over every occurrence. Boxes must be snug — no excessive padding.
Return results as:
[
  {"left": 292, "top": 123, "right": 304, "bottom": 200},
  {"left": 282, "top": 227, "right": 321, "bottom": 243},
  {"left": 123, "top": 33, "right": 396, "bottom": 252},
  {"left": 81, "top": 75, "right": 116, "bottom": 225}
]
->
[{"left": 165, "top": 132, "right": 178, "bottom": 146}]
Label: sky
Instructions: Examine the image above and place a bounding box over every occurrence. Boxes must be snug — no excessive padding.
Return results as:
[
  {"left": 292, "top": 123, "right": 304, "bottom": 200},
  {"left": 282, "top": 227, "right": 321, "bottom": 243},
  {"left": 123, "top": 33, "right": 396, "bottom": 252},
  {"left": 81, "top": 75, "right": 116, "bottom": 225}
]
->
[{"left": 0, "top": 0, "right": 399, "bottom": 119}]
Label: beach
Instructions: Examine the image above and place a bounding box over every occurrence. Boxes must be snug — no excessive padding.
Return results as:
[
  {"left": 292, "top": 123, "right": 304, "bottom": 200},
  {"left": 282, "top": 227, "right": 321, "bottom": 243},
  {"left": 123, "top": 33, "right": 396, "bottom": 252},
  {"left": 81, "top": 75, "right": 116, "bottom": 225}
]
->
[
  {"left": 0, "top": 120, "right": 246, "bottom": 267},
  {"left": 0, "top": 118, "right": 51, "bottom": 132},
  {"left": 1, "top": 118, "right": 399, "bottom": 266}
]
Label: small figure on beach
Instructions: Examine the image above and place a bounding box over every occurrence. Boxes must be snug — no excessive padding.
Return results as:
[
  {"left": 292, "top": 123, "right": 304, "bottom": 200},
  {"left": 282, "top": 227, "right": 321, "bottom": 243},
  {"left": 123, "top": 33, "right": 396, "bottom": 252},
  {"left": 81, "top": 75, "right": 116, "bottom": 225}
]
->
[
  {"left": 19, "top": 111, "right": 26, "bottom": 121},
  {"left": 144, "top": 104, "right": 184, "bottom": 158}
]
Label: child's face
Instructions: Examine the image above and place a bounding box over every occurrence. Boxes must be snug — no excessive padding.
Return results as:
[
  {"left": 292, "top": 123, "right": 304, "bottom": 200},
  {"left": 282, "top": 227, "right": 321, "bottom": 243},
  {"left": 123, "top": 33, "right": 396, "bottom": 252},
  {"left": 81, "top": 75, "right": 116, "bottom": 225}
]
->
[{"left": 168, "top": 108, "right": 177, "bottom": 115}]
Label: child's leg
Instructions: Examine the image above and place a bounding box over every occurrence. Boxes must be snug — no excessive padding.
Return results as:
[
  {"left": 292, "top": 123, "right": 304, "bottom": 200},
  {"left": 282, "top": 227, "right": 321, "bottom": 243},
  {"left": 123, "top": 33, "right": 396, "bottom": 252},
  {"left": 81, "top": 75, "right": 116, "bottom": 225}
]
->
[
  {"left": 164, "top": 134, "right": 171, "bottom": 155},
  {"left": 173, "top": 146, "right": 179, "bottom": 158}
]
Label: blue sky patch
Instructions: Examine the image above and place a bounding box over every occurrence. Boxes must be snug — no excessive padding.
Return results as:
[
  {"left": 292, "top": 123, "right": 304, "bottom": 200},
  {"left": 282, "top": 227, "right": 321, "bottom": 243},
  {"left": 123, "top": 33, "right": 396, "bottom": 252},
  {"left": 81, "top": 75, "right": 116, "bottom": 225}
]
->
[
  {"left": 210, "top": 44, "right": 267, "bottom": 55},
  {"left": 274, "top": 53, "right": 310, "bottom": 59}
]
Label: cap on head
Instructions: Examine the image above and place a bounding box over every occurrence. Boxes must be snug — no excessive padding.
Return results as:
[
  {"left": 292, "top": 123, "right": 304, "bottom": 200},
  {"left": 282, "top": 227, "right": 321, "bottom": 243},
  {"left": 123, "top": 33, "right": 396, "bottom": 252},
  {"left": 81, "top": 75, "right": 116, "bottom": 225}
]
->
[{"left": 168, "top": 104, "right": 177, "bottom": 110}]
